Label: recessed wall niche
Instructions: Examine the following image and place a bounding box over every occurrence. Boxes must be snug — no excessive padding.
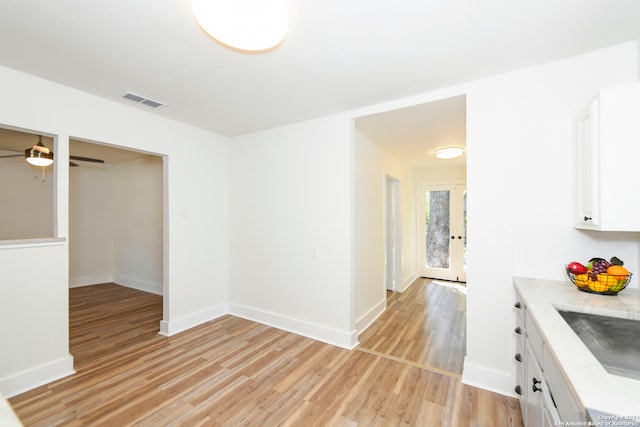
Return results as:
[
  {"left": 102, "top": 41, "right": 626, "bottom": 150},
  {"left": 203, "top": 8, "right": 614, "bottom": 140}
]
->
[{"left": 0, "top": 127, "right": 56, "bottom": 240}]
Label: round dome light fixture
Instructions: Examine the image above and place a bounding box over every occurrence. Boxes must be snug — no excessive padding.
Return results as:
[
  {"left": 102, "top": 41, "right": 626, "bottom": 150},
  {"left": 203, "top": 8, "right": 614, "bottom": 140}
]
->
[
  {"left": 434, "top": 147, "right": 464, "bottom": 159},
  {"left": 191, "top": 0, "right": 288, "bottom": 52}
]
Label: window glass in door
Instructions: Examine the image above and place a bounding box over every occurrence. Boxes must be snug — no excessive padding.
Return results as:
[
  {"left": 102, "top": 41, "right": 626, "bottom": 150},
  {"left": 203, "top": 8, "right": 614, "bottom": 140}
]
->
[{"left": 425, "top": 190, "right": 451, "bottom": 269}]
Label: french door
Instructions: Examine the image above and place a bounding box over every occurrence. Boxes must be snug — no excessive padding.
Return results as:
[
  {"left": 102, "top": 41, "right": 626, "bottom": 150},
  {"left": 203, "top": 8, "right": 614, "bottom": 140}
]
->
[{"left": 417, "top": 183, "right": 467, "bottom": 282}]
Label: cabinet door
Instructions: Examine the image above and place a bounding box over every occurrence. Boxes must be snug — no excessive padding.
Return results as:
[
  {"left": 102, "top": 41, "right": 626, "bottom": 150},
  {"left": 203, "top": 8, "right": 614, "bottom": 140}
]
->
[
  {"left": 575, "top": 99, "right": 600, "bottom": 229},
  {"left": 598, "top": 83, "right": 640, "bottom": 230},
  {"left": 525, "top": 343, "right": 543, "bottom": 427},
  {"left": 544, "top": 349, "right": 584, "bottom": 423},
  {"left": 542, "top": 402, "right": 555, "bottom": 427},
  {"left": 575, "top": 83, "right": 640, "bottom": 231},
  {"left": 542, "top": 384, "right": 562, "bottom": 427}
]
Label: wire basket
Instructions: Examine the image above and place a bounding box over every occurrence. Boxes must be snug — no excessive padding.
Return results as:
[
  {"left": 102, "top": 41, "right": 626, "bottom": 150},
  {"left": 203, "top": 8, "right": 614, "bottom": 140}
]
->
[{"left": 565, "top": 267, "right": 632, "bottom": 295}]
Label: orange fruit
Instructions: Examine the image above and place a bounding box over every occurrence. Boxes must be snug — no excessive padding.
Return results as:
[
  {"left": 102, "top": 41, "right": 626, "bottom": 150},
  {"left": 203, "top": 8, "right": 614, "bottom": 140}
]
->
[{"left": 606, "top": 265, "right": 629, "bottom": 281}]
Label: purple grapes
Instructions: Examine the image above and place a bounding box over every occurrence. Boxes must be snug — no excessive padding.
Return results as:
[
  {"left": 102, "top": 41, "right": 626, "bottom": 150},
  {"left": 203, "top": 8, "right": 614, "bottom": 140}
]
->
[{"left": 589, "top": 259, "right": 611, "bottom": 280}]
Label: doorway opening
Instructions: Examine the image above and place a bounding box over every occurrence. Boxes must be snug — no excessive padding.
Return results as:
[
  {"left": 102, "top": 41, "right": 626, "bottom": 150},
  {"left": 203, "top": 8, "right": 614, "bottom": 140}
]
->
[{"left": 68, "top": 137, "right": 166, "bottom": 364}]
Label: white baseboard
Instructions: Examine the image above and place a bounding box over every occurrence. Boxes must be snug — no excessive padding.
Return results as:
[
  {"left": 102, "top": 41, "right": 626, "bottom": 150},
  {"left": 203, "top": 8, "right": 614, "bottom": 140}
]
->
[
  {"left": 0, "top": 354, "right": 74, "bottom": 398},
  {"left": 69, "top": 274, "right": 114, "bottom": 288},
  {"left": 400, "top": 273, "right": 419, "bottom": 292},
  {"left": 114, "top": 275, "right": 163, "bottom": 295},
  {"left": 229, "top": 303, "right": 358, "bottom": 350},
  {"left": 461, "top": 357, "right": 516, "bottom": 397},
  {"left": 159, "top": 303, "right": 227, "bottom": 337},
  {"left": 355, "top": 298, "right": 386, "bottom": 336}
]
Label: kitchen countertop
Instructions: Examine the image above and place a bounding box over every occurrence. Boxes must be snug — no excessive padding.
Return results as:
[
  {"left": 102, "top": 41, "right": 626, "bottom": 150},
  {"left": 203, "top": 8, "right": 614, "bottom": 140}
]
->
[{"left": 513, "top": 277, "right": 640, "bottom": 424}]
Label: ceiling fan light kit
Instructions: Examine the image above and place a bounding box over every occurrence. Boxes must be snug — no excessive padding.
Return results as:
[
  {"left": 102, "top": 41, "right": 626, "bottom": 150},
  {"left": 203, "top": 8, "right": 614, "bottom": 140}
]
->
[
  {"left": 25, "top": 136, "right": 54, "bottom": 167},
  {"left": 1, "top": 134, "right": 106, "bottom": 169},
  {"left": 191, "top": 0, "right": 288, "bottom": 52}
]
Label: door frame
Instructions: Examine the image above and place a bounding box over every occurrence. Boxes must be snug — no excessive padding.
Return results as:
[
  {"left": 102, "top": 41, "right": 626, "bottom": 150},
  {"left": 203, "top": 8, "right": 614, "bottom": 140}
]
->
[{"left": 384, "top": 174, "right": 402, "bottom": 292}]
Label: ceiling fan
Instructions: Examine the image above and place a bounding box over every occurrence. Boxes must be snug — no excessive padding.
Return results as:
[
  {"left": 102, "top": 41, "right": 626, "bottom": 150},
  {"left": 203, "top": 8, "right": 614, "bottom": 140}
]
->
[{"left": 0, "top": 135, "right": 104, "bottom": 167}]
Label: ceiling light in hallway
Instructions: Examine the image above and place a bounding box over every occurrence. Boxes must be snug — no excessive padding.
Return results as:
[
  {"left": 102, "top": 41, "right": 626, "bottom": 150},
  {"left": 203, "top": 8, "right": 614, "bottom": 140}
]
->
[
  {"left": 434, "top": 147, "right": 464, "bottom": 159},
  {"left": 191, "top": 0, "right": 288, "bottom": 52}
]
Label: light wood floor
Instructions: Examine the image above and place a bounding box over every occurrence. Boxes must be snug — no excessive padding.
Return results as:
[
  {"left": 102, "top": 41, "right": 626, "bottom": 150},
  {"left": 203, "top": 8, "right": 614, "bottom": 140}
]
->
[
  {"left": 9, "top": 280, "right": 523, "bottom": 426},
  {"left": 360, "top": 280, "right": 466, "bottom": 376}
]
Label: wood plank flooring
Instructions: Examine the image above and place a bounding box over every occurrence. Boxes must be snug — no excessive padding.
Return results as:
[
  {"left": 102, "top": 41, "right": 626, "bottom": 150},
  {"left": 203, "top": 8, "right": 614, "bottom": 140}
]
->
[
  {"left": 360, "top": 279, "right": 467, "bottom": 376},
  {"left": 9, "top": 280, "right": 523, "bottom": 426}
]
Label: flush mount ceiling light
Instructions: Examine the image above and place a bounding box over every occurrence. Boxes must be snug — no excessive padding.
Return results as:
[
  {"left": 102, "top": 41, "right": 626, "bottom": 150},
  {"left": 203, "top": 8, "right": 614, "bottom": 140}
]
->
[
  {"left": 191, "top": 0, "right": 288, "bottom": 52},
  {"left": 434, "top": 147, "right": 464, "bottom": 159},
  {"left": 25, "top": 135, "right": 54, "bottom": 167}
]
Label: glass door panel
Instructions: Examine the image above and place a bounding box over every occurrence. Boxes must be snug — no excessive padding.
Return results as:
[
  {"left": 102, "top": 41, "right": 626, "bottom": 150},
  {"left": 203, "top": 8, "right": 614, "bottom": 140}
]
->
[
  {"left": 418, "top": 183, "right": 466, "bottom": 282},
  {"left": 463, "top": 189, "right": 467, "bottom": 273},
  {"left": 425, "top": 190, "right": 451, "bottom": 269}
]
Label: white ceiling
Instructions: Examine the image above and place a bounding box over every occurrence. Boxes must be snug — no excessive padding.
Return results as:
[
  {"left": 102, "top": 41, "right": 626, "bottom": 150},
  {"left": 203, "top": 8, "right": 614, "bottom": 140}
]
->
[
  {"left": 1, "top": 1, "right": 639, "bottom": 168},
  {"left": 356, "top": 95, "right": 466, "bottom": 169}
]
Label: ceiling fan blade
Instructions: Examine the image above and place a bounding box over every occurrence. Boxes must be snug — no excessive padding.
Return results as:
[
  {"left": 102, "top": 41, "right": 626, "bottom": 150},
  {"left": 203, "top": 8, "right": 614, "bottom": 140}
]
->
[
  {"left": 0, "top": 154, "right": 24, "bottom": 158},
  {"left": 70, "top": 162, "right": 79, "bottom": 167},
  {"left": 69, "top": 155, "right": 104, "bottom": 164}
]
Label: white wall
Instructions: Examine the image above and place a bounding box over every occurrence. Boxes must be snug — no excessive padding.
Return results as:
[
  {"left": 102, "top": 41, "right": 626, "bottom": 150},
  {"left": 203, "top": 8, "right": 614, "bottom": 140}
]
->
[
  {"left": 463, "top": 41, "right": 638, "bottom": 395},
  {"left": 69, "top": 164, "right": 115, "bottom": 286},
  {"left": 0, "top": 157, "right": 54, "bottom": 239},
  {"left": 113, "top": 157, "right": 163, "bottom": 294},
  {"left": 353, "top": 127, "right": 408, "bottom": 332},
  {"left": 413, "top": 166, "right": 466, "bottom": 184},
  {"left": 0, "top": 65, "right": 229, "bottom": 397},
  {"left": 229, "top": 116, "right": 354, "bottom": 348}
]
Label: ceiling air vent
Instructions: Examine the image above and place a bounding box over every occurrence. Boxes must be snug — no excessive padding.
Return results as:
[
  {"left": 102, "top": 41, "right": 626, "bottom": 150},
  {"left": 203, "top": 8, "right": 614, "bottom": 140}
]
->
[{"left": 123, "top": 91, "right": 166, "bottom": 108}]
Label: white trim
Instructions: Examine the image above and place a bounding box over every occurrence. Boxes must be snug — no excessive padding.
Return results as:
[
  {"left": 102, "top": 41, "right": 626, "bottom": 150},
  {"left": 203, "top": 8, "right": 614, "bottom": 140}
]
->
[
  {"left": 0, "top": 237, "right": 65, "bottom": 250},
  {"left": 384, "top": 173, "right": 403, "bottom": 292},
  {"left": 229, "top": 303, "right": 358, "bottom": 350},
  {"left": 159, "top": 303, "right": 227, "bottom": 336},
  {"left": 461, "top": 357, "right": 516, "bottom": 398},
  {"left": 0, "top": 354, "right": 74, "bottom": 398},
  {"left": 400, "top": 273, "right": 420, "bottom": 292},
  {"left": 69, "top": 274, "right": 114, "bottom": 288},
  {"left": 355, "top": 297, "right": 386, "bottom": 335},
  {"left": 114, "top": 275, "right": 163, "bottom": 296}
]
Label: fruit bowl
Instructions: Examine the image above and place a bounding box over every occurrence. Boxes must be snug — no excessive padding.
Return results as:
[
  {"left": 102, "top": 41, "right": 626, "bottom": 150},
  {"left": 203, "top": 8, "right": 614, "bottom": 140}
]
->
[{"left": 565, "top": 268, "right": 632, "bottom": 295}]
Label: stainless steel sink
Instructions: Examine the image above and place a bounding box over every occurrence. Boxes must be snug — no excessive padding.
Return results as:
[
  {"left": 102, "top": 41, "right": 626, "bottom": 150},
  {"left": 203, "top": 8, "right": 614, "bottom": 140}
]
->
[{"left": 557, "top": 310, "right": 640, "bottom": 381}]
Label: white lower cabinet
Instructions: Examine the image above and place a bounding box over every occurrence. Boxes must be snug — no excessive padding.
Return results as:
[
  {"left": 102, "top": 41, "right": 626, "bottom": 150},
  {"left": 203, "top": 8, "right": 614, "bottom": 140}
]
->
[
  {"left": 515, "top": 289, "right": 583, "bottom": 427},
  {"left": 524, "top": 341, "right": 561, "bottom": 427},
  {"left": 544, "top": 348, "right": 584, "bottom": 423},
  {"left": 525, "top": 342, "right": 544, "bottom": 427}
]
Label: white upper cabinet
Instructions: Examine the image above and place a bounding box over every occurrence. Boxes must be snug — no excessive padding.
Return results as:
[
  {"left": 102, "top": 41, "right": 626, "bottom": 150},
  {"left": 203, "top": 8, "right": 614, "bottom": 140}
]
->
[{"left": 574, "top": 83, "right": 640, "bottom": 231}]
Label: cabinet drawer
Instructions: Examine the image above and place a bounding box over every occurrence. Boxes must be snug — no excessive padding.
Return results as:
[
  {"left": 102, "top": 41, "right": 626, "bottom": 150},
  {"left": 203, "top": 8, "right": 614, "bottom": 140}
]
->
[{"left": 525, "top": 311, "right": 544, "bottom": 367}]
